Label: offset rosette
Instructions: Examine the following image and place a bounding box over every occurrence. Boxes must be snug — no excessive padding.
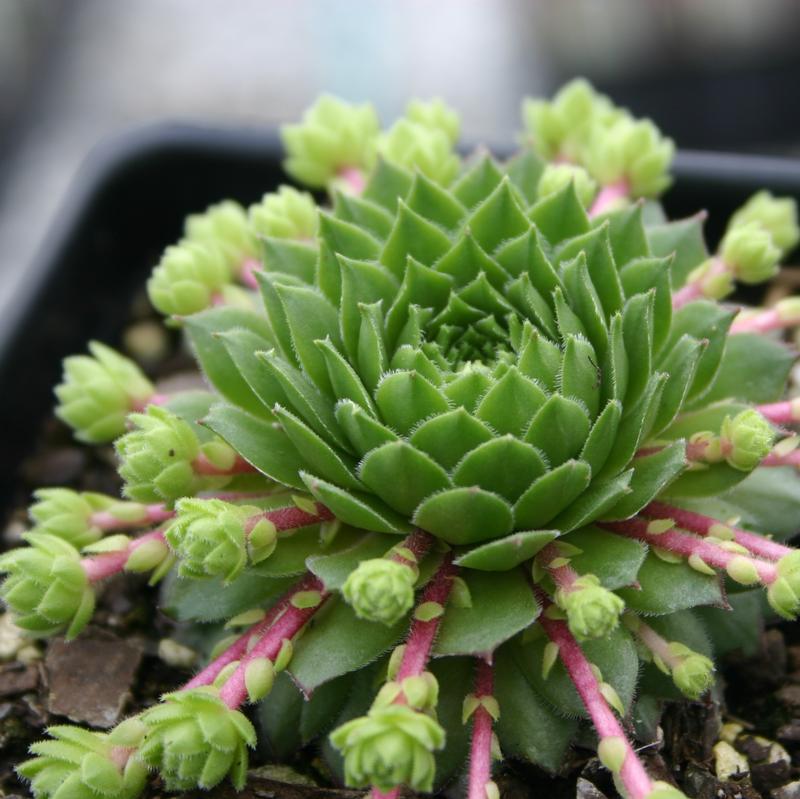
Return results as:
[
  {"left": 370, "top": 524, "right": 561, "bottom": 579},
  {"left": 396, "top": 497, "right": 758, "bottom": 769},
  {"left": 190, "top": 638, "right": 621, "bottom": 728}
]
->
[
  {"left": 0, "top": 533, "right": 94, "bottom": 638},
  {"left": 55, "top": 341, "right": 154, "bottom": 443},
  {"left": 18, "top": 724, "right": 147, "bottom": 799},
  {"left": 330, "top": 704, "right": 445, "bottom": 793},
  {"left": 138, "top": 688, "right": 256, "bottom": 791}
]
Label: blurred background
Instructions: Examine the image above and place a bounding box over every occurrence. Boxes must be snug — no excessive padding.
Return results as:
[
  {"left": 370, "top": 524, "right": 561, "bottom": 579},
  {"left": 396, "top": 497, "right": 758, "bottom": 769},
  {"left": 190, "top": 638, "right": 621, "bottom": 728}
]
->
[{"left": 2, "top": 0, "right": 800, "bottom": 309}]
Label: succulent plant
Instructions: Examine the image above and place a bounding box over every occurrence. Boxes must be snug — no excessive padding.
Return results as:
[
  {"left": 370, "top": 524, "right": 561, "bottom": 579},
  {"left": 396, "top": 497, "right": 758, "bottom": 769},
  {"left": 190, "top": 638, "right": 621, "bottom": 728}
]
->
[{"left": 6, "top": 81, "right": 800, "bottom": 799}]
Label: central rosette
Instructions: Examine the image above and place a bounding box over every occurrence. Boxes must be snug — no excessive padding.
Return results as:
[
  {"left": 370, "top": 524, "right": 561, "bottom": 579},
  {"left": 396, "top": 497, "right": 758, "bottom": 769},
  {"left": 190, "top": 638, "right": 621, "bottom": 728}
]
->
[{"left": 236, "top": 161, "right": 694, "bottom": 551}]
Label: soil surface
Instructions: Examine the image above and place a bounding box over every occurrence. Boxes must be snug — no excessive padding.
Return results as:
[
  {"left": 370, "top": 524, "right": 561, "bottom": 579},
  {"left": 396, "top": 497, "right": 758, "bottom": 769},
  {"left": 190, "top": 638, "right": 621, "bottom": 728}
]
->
[{"left": 1, "top": 298, "right": 799, "bottom": 799}]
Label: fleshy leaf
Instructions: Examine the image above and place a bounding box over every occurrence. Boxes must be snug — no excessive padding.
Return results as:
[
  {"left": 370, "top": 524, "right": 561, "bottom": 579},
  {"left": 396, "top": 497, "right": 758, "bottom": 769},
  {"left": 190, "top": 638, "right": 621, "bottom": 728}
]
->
[
  {"left": 562, "top": 526, "right": 647, "bottom": 589},
  {"left": 435, "top": 568, "right": 541, "bottom": 656},
  {"left": 413, "top": 487, "right": 514, "bottom": 545},
  {"left": 454, "top": 530, "right": 558, "bottom": 571}
]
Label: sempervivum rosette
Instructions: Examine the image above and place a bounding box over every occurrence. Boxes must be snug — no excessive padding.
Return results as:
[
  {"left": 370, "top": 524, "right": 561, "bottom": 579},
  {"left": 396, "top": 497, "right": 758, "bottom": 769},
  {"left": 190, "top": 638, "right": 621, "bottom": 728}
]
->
[{"left": 10, "top": 83, "right": 800, "bottom": 799}]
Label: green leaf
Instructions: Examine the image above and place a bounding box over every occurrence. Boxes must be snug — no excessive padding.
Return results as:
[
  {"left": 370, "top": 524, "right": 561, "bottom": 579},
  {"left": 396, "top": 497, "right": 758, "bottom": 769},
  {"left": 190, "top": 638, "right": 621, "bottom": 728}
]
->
[
  {"left": 496, "top": 228, "right": 562, "bottom": 295},
  {"left": 256, "top": 671, "right": 304, "bottom": 759},
  {"left": 301, "top": 472, "right": 411, "bottom": 535},
  {"left": 435, "top": 568, "right": 540, "bottom": 656},
  {"left": 513, "top": 460, "right": 592, "bottom": 529},
  {"left": 300, "top": 672, "right": 355, "bottom": 744},
  {"left": 561, "top": 526, "right": 647, "bottom": 589},
  {"left": 580, "top": 400, "right": 622, "bottom": 475},
  {"left": 505, "top": 149, "right": 546, "bottom": 205},
  {"left": 550, "top": 471, "right": 633, "bottom": 532},
  {"left": 452, "top": 436, "right": 547, "bottom": 503},
  {"left": 525, "top": 395, "right": 591, "bottom": 467},
  {"left": 219, "top": 329, "right": 285, "bottom": 414},
  {"left": 335, "top": 399, "right": 398, "bottom": 455},
  {"left": 619, "top": 256, "right": 673, "bottom": 351},
  {"left": 307, "top": 532, "right": 398, "bottom": 590},
  {"left": 557, "top": 224, "right": 624, "bottom": 318},
  {"left": 204, "top": 403, "right": 307, "bottom": 489},
  {"left": 559, "top": 335, "right": 601, "bottom": 420},
  {"left": 183, "top": 308, "right": 273, "bottom": 417},
  {"left": 454, "top": 530, "right": 559, "bottom": 571},
  {"left": 262, "top": 237, "right": 317, "bottom": 283},
  {"left": 164, "top": 390, "right": 217, "bottom": 440},
  {"left": 621, "top": 291, "right": 654, "bottom": 407},
  {"left": 601, "top": 372, "right": 667, "bottom": 478},
  {"left": 517, "top": 327, "right": 562, "bottom": 391},
  {"left": 494, "top": 644, "right": 577, "bottom": 772},
  {"left": 520, "top": 625, "right": 639, "bottom": 717},
  {"left": 685, "top": 466, "right": 800, "bottom": 541},
  {"left": 603, "top": 203, "right": 650, "bottom": 265},
  {"left": 442, "top": 367, "right": 493, "bottom": 412},
  {"left": 413, "top": 487, "right": 514, "bottom": 545},
  {"left": 316, "top": 338, "right": 375, "bottom": 413},
  {"left": 259, "top": 351, "right": 347, "bottom": 449},
  {"left": 405, "top": 171, "right": 467, "bottom": 231},
  {"left": 451, "top": 155, "right": 504, "bottom": 209},
  {"left": 161, "top": 570, "right": 294, "bottom": 622},
  {"left": 289, "top": 597, "right": 405, "bottom": 693},
  {"left": 467, "top": 178, "right": 531, "bottom": 253},
  {"left": 257, "top": 271, "right": 303, "bottom": 366},
  {"left": 338, "top": 256, "right": 398, "bottom": 360},
  {"left": 274, "top": 405, "right": 362, "bottom": 490},
  {"left": 375, "top": 370, "right": 450, "bottom": 436},
  {"left": 274, "top": 283, "right": 342, "bottom": 395},
  {"left": 359, "top": 441, "right": 452, "bottom": 515},
  {"left": 667, "top": 301, "right": 735, "bottom": 403},
  {"left": 702, "top": 333, "right": 794, "bottom": 405},
  {"left": 475, "top": 366, "right": 547, "bottom": 437},
  {"left": 429, "top": 657, "right": 474, "bottom": 787},
  {"left": 528, "top": 182, "right": 590, "bottom": 244},
  {"left": 647, "top": 215, "right": 708, "bottom": 289},
  {"left": 254, "top": 524, "right": 355, "bottom": 578},
  {"left": 650, "top": 335, "right": 704, "bottom": 435},
  {"left": 318, "top": 212, "right": 382, "bottom": 260},
  {"left": 434, "top": 232, "right": 509, "bottom": 290},
  {"left": 356, "top": 301, "right": 389, "bottom": 392},
  {"left": 607, "top": 441, "right": 687, "bottom": 520},
  {"left": 695, "top": 590, "right": 765, "bottom": 657},
  {"left": 617, "top": 553, "right": 724, "bottom": 614},
  {"left": 385, "top": 257, "right": 453, "bottom": 347},
  {"left": 362, "top": 157, "right": 414, "bottom": 212},
  {"left": 409, "top": 407, "right": 494, "bottom": 470},
  {"left": 333, "top": 191, "right": 394, "bottom": 240},
  {"left": 380, "top": 200, "right": 452, "bottom": 277}
]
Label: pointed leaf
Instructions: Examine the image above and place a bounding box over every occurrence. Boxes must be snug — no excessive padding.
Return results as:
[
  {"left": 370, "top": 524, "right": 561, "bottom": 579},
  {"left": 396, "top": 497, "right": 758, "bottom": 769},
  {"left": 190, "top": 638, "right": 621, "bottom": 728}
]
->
[
  {"left": 476, "top": 366, "right": 547, "bottom": 436},
  {"left": 454, "top": 530, "right": 559, "bottom": 571},
  {"left": 335, "top": 399, "right": 399, "bottom": 456},
  {"left": 359, "top": 441, "right": 452, "bottom": 515},
  {"left": 607, "top": 440, "right": 687, "bottom": 519},
  {"left": 409, "top": 407, "right": 494, "bottom": 470},
  {"left": 513, "top": 460, "right": 592, "bottom": 528},
  {"left": 274, "top": 405, "right": 362, "bottom": 490},
  {"left": 362, "top": 157, "right": 414, "bottom": 212},
  {"left": 525, "top": 395, "right": 591, "bottom": 467},
  {"left": 563, "top": 526, "right": 647, "bottom": 589},
  {"left": 204, "top": 403, "right": 307, "bottom": 489},
  {"left": 580, "top": 400, "right": 622, "bottom": 475},
  {"left": 435, "top": 569, "right": 540, "bottom": 656},
  {"left": 184, "top": 308, "right": 273, "bottom": 417},
  {"left": 451, "top": 155, "right": 504, "bottom": 208},
  {"left": 406, "top": 171, "right": 467, "bottom": 231},
  {"left": 413, "top": 487, "right": 513, "bottom": 545},
  {"left": 617, "top": 553, "right": 724, "bottom": 614},
  {"left": 550, "top": 471, "right": 633, "bottom": 532},
  {"left": 380, "top": 200, "right": 452, "bottom": 277},
  {"left": 453, "top": 436, "right": 546, "bottom": 503},
  {"left": 302, "top": 472, "right": 411, "bottom": 534},
  {"left": 467, "top": 177, "right": 531, "bottom": 253},
  {"left": 262, "top": 237, "right": 317, "bottom": 283},
  {"left": 375, "top": 370, "right": 450, "bottom": 436},
  {"left": 528, "top": 182, "right": 590, "bottom": 244}
]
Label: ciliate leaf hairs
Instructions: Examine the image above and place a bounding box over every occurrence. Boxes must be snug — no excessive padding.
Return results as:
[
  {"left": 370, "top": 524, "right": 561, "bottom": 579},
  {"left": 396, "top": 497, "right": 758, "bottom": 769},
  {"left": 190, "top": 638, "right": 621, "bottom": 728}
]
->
[{"left": 4, "top": 79, "right": 800, "bottom": 799}]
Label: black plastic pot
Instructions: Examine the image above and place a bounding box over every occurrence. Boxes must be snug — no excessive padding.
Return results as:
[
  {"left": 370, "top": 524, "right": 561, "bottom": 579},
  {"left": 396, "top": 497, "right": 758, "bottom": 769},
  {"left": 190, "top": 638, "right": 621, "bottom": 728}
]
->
[{"left": 1, "top": 125, "right": 800, "bottom": 510}]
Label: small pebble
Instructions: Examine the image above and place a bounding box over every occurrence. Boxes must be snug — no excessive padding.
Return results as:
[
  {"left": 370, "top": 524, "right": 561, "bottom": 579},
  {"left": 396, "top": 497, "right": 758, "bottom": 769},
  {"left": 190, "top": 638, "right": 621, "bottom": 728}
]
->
[
  {"left": 123, "top": 320, "right": 170, "bottom": 366},
  {"left": 0, "top": 613, "right": 28, "bottom": 661},
  {"left": 158, "top": 638, "right": 197, "bottom": 669},
  {"left": 772, "top": 780, "right": 800, "bottom": 799},
  {"left": 714, "top": 741, "right": 749, "bottom": 782}
]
